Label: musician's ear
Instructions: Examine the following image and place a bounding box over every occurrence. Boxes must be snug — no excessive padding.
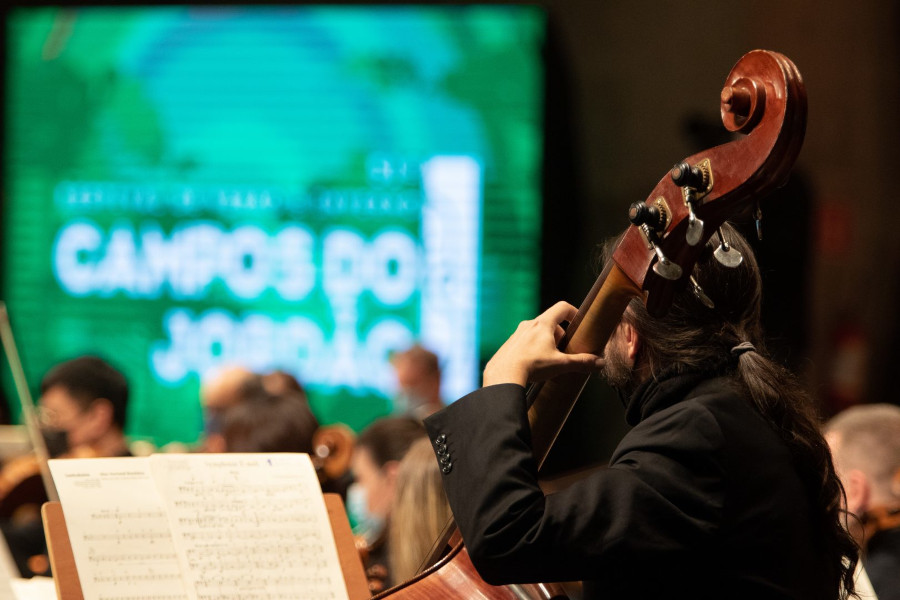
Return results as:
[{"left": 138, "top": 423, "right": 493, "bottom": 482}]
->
[
  {"left": 383, "top": 459, "right": 401, "bottom": 488},
  {"left": 382, "top": 459, "right": 403, "bottom": 508},
  {"left": 84, "top": 398, "right": 115, "bottom": 435},
  {"left": 844, "top": 469, "right": 870, "bottom": 516},
  {"left": 619, "top": 321, "right": 641, "bottom": 364},
  {"left": 203, "top": 433, "right": 227, "bottom": 454}
]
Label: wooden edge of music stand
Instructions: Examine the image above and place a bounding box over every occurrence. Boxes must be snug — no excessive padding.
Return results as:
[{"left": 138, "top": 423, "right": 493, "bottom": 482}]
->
[
  {"left": 324, "top": 493, "right": 371, "bottom": 600},
  {"left": 42, "top": 494, "right": 370, "bottom": 600},
  {"left": 41, "top": 501, "right": 82, "bottom": 600}
]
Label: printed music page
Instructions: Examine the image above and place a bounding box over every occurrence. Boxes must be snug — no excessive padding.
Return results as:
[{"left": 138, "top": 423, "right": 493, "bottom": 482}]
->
[
  {"left": 48, "top": 457, "right": 188, "bottom": 600},
  {"left": 149, "top": 453, "right": 348, "bottom": 600}
]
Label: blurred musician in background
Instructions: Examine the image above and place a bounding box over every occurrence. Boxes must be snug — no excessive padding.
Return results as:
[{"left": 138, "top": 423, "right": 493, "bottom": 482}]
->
[
  {"left": 348, "top": 416, "right": 426, "bottom": 593},
  {"left": 387, "top": 436, "right": 452, "bottom": 585},
  {"left": 201, "top": 367, "right": 355, "bottom": 500},
  {"left": 1, "top": 355, "right": 130, "bottom": 577},
  {"left": 219, "top": 385, "right": 319, "bottom": 456},
  {"left": 198, "top": 365, "right": 258, "bottom": 453},
  {"left": 825, "top": 404, "right": 900, "bottom": 600},
  {"left": 36, "top": 356, "right": 130, "bottom": 459},
  {"left": 390, "top": 345, "right": 443, "bottom": 420},
  {"left": 260, "top": 369, "right": 307, "bottom": 398}
]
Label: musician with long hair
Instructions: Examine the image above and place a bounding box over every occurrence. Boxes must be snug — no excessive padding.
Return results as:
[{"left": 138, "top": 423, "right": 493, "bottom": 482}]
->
[
  {"left": 387, "top": 436, "right": 453, "bottom": 584},
  {"left": 349, "top": 416, "right": 427, "bottom": 593},
  {"left": 423, "top": 224, "right": 859, "bottom": 598}
]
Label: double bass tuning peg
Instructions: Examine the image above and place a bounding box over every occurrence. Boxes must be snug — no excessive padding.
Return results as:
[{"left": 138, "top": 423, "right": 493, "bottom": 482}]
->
[
  {"left": 713, "top": 228, "right": 743, "bottom": 268},
  {"left": 683, "top": 190, "right": 705, "bottom": 247},
  {"left": 628, "top": 202, "right": 682, "bottom": 281},
  {"left": 628, "top": 202, "right": 665, "bottom": 232},
  {"left": 652, "top": 246, "right": 683, "bottom": 281},
  {"left": 671, "top": 162, "right": 710, "bottom": 247},
  {"left": 670, "top": 162, "right": 707, "bottom": 190}
]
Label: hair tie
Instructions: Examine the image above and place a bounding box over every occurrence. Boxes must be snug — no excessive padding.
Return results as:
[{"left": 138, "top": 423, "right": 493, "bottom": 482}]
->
[{"left": 731, "top": 341, "right": 755, "bottom": 357}]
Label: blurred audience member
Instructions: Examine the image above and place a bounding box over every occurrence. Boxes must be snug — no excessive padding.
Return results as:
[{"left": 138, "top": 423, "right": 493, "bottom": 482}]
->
[
  {"left": 825, "top": 403, "right": 900, "bottom": 600},
  {"left": 388, "top": 436, "right": 451, "bottom": 584},
  {"left": 349, "top": 416, "right": 427, "bottom": 593},
  {"left": 199, "top": 365, "right": 259, "bottom": 453},
  {"left": 220, "top": 387, "right": 318, "bottom": 455},
  {"left": 390, "top": 345, "right": 443, "bottom": 420}
]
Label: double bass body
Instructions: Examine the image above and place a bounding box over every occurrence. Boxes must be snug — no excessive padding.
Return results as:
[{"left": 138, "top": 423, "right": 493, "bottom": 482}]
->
[{"left": 373, "top": 532, "right": 568, "bottom": 600}]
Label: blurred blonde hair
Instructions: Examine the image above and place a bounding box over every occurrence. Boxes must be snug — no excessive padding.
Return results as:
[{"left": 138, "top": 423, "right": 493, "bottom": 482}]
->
[{"left": 388, "top": 437, "right": 452, "bottom": 583}]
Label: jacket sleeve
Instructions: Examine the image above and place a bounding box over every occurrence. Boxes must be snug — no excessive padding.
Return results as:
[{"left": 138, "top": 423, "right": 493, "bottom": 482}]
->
[{"left": 422, "top": 383, "right": 727, "bottom": 585}]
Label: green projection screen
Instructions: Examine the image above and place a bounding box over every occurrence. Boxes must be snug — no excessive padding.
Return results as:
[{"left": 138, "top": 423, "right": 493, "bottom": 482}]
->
[{"left": 2, "top": 5, "right": 545, "bottom": 444}]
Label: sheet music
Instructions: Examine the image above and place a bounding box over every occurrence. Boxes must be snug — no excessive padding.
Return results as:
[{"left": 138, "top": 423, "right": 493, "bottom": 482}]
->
[
  {"left": 149, "top": 453, "right": 348, "bottom": 600},
  {"left": 48, "top": 457, "right": 188, "bottom": 600},
  {"left": 10, "top": 577, "right": 59, "bottom": 600}
]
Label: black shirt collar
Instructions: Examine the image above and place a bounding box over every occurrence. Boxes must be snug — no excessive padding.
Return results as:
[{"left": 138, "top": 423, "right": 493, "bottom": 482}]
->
[{"left": 623, "top": 364, "right": 735, "bottom": 427}]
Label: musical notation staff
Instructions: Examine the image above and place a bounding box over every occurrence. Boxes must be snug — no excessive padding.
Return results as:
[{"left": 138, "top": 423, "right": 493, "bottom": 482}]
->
[
  {"left": 152, "top": 453, "right": 349, "bottom": 600},
  {"left": 50, "top": 454, "right": 349, "bottom": 600}
]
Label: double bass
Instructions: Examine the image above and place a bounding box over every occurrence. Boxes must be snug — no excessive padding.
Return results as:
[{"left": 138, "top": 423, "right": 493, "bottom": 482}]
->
[{"left": 373, "top": 49, "right": 807, "bottom": 599}]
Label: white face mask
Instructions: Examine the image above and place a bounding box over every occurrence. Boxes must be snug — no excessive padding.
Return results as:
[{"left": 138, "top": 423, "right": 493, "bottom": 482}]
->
[
  {"left": 393, "top": 390, "right": 428, "bottom": 416},
  {"left": 346, "top": 482, "right": 385, "bottom": 543},
  {"left": 392, "top": 391, "right": 410, "bottom": 415}
]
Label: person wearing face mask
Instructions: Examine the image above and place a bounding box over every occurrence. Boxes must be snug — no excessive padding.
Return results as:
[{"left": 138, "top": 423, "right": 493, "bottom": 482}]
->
[
  {"left": 348, "top": 416, "right": 426, "bottom": 594},
  {"left": 0, "top": 355, "right": 131, "bottom": 578},
  {"left": 390, "top": 345, "right": 443, "bottom": 421},
  {"left": 36, "top": 356, "right": 131, "bottom": 459}
]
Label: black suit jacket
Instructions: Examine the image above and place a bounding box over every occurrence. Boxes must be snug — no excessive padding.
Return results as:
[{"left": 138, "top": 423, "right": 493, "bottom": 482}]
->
[
  {"left": 866, "top": 526, "right": 900, "bottom": 600},
  {"left": 424, "top": 371, "right": 832, "bottom": 599}
]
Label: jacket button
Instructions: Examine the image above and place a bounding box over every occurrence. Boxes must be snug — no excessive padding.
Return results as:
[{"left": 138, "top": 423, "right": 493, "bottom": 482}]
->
[
  {"left": 441, "top": 463, "right": 452, "bottom": 474},
  {"left": 436, "top": 443, "right": 448, "bottom": 455},
  {"left": 436, "top": 434, "right": 447, "bottom": 444},
  {"left": 439, "top": 454, "right": 451, "bottom": 465}
]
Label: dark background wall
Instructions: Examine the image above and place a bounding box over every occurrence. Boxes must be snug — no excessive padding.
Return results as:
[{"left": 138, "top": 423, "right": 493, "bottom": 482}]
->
[{"left": 527, "top": 0, "right": 900, "bottom": 468}]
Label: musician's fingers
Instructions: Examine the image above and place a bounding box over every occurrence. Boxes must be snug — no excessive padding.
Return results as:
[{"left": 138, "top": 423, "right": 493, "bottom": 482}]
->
[
  {"left": 565, "top": 353, "right": 605, "bottom": 373},
  {"left": 528, "top": 352, "right": 604, "bottom": 382},
  {"left": 554, "top": 324, "right": 567, "bottom": 345},
  {"left": 539, "top": 301, "right": 579, "bottom": 326}
]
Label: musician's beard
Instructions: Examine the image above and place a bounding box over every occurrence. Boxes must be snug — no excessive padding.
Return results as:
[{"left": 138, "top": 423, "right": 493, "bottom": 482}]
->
[{"left": 602, "top": 328, "right": 639, "bottom": 399}]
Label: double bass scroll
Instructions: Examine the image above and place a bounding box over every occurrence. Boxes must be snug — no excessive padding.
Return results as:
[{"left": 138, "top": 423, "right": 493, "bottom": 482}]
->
[{"left": 527, "top": 49, "right": 806, "bottom": 470}]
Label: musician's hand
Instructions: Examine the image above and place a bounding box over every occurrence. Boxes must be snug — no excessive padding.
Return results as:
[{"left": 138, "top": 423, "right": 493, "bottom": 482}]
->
[{"left": 483, "top": 301, "right": 605, "bottom": 387}]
